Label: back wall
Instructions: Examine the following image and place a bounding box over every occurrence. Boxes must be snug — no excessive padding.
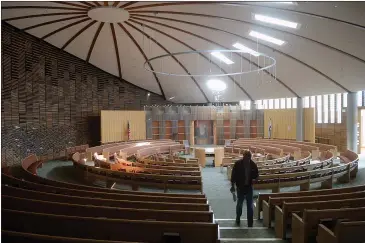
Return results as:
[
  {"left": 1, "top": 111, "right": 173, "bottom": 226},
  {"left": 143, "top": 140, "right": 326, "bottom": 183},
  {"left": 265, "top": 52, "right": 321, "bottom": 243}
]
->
[{"left": 1, "top": 23, "right": 169, "bottom": 166}]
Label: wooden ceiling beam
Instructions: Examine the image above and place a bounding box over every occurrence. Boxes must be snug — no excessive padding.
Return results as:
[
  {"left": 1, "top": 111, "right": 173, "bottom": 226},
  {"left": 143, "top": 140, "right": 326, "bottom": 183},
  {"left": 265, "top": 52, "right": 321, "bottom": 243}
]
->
[
  {"left": 61, "top": 20, "right": 97, "bottom": 50},
  {"left": 129, "top": 18, "right": 254, "bottom": 101},
  {"left": 22, "top": 14, "right": 88, "bottom": 31},
  {"left": 125, "top": 21, "right": 210, "bottom": 102},
  {"left": 110, "top": 23, "right": 122, "bottom": 79},
  {"left": 42, "top": 17, "right": 91, "bottom": 40},
  {"left": 117, "top": 23, "right": 166, "bottom": 100},
  {"left": 86, "top": 22, "right": 105, "bottom": 62}
]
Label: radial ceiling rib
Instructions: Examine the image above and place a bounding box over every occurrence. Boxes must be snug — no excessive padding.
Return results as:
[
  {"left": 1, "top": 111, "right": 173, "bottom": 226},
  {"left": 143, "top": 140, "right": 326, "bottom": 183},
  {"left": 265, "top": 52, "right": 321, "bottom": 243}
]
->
[
  {"left": 134, "top": 14, "right": 351, "bottom": 93},
  {"left": 93, "top": 2, "right": 102, "bottom": 7},
  {"left": 125, "top": 21, "right": 209, "bottom": 102},
  {"left": 126, "top": 1, "right": 365, "bottom": 29},
  {"left": 79, "top": 2, "right": 96, "bottom": 8},
  {"left": 112, "top": 1, "right": 120, "bottom": 7},
  {"left": 130, "top": 11, "right": 365, "bottom": 64},
  {"left": 110, "top": 23, "right": 122, "bottom": 79},
  {"left": 104, "top": 1, "right": 109, "bottom": 6},
  {"left": 130, "top": 16, "right": 297, "bottom": 98},
  {"left": 2, "top": 6, "right": 89, "bottom": 11},
  {"left": 118, "top": 23, "right": 166, "bottom": 100},
  {"left": 129, "top": 18, "right": 253, "bottom": 101},
  {"left": 119, "top": 2, "right": 138, "bottom": 8},
  {"left": 125, "top": 1, "right": 205, "bottom": 11},
  {"left": 3, "top": 12, "right": 88, "bottom": 22},
  {"left": 233, "top": 3, "right": 365, "bottom": 29},
  {"left": 86, "top": 22, "right": 105, "bottom": 62},
  {"left": 61, "top": 20, "right": 97, "bottom": 50},
  {"left": 51, "top": 1, "right": 90, "bottom": 9},
  {"left": 42, "top": 17, "right": 91, "bottom": 40},
  {"left": 22, "top": 14, "right": 88, "bottom": 31}
]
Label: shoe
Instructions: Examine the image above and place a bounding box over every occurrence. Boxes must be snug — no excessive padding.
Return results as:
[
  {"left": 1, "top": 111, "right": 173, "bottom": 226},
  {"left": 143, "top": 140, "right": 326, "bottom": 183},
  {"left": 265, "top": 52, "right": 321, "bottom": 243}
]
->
[{"left": 235, "top": 219, "right": 240, "bottom": 226}]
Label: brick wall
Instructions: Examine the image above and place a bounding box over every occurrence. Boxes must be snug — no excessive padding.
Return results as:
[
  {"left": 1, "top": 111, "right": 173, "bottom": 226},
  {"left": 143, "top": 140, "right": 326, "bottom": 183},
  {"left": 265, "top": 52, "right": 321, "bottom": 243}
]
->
[{"left": 1, "top": 23, "right": 170, "bottom": 166}]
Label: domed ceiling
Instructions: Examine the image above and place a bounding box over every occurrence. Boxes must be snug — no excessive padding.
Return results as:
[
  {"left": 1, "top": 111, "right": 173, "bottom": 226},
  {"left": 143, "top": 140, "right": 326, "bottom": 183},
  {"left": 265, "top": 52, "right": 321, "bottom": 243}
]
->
[{"left": 2, "top": 1, "right": 365, "bottom": 103}]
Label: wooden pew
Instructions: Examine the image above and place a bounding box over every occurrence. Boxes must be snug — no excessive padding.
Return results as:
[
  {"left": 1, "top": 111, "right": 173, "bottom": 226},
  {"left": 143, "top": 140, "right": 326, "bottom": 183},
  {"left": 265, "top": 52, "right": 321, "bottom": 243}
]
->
[
  {"left": 2, "top": 209, "right": 219, "bottom": 243},
  {"left": 316, "top": 221, "right": 365, "bottom": 243},
  {"left": 2, "top": 185, "right": 210, "bottom": 212},
  {"left": 15, "top": 168, "right": 206, "bottom": 198},
  {"left": 291, "top": 207, "right": 365, "bottom": 243},
  {"left": 2, "top": 230, "right": 139, "bottom": 243},
  {"left": 2, "top": 174, "right": 207, "bottom": 204},
  {"left": 275, "top": 197, "right": 365, "bottom": 238},
  {"left": 256, "top": 185, "right": 365, "bottom": 219},
  {"left": 2, "top": 195, "right": 213, "bottom": 223},
  {"left": 263, "top": 191, "right": 365, "bottom": 227}
]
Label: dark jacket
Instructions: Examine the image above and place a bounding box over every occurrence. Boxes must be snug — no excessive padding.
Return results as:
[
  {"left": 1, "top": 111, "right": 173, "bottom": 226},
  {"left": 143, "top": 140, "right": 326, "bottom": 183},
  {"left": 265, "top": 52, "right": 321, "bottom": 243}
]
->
[{"left": 231, "top": 159, "right": 259, "bottom": 188}]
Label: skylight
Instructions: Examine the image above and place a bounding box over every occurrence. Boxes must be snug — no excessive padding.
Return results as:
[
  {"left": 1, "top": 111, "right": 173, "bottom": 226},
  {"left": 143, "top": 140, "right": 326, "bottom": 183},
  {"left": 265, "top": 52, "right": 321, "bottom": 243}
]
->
[
  {"left": 249, "top": 31, "right": 285, "bottom": 45},
  {"left": 211, "top": 52, "right": 234, "bottom": 65},
  {"left": 207, "top": 79, "right": 227, "bottom": 92},
  {"left": 254, "top": 14, "right": 298, "bottom": 29},
  {"left": 232, "top": 43, "right": 260, "bottom": 57}
]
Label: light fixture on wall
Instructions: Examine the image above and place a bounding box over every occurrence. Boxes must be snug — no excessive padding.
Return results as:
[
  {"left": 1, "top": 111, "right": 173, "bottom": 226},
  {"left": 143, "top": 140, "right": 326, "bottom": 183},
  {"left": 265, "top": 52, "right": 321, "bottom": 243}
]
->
[
  {"left": 211, "top": 52, "right": 234, "bottom": 65},
  {"left": 232, "top": 43, "right": 260, "bottom": 57},
  {"left": 253, "top": 14, "right": 299, "bottom": 29},
  {"left": 249, "top": 31, "right": 285, "bottom": 45},
  {"left": 207, "top": 79, "right": 227, "bottom": 92}
]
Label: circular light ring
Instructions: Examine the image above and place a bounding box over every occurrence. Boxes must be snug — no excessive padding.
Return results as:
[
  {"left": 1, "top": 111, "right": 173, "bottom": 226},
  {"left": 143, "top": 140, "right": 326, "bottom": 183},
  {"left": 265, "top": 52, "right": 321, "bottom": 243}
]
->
[
  {"left": 143, "top": 49, "right": 276, "bottom": 77},
  {"left": 207, "top": 79, "right": 227, "bottom": 92},
  {"left": 88, "top": 6, "right": 130, "bottom": 23}
]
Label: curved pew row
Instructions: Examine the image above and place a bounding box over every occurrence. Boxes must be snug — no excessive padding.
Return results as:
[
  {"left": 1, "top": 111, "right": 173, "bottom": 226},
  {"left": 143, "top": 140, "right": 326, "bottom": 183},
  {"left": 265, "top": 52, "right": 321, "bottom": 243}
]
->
[
  {"left": 3, "top": 209, "right": 219, "bottom": 243},
  {"left": 20, "top": 154, "right": 205, "bottom": 198},
  {"left": 2, "top": 155, "right": 220, "bottom": 243},
  {"left": 228, "top": 145, "right": 358, "bottom": 193},
  {"left": 2, "top": 230, "right": 141, "bottom": 243}
]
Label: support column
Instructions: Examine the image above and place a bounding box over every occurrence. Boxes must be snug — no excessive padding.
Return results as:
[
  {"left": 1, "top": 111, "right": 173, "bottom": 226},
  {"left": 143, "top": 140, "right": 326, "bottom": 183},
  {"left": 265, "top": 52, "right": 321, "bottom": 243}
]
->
[
  {"left": 296, "top": 97, "right": 304, "bottom": 141},
  {"left": 347, "top": 92, "right": 358, "bottom": 152}
]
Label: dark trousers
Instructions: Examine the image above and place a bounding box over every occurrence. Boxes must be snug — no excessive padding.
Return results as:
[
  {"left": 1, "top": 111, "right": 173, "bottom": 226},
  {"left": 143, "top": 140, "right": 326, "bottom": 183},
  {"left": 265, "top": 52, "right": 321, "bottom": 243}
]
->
[{"left": 236, "top": 185, "right": 254, "bottom": 226}]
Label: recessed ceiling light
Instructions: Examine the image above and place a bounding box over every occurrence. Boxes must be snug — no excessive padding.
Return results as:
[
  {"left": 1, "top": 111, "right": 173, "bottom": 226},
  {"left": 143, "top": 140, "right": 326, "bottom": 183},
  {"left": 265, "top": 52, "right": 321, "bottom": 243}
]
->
[
  {"left": 249, "top": 31, "right": 285, "bottom": 46},
  {"left": 207, "top": 79, "right": 227, "bottom": 92},
  {"left": 254, "top": 14, "right": 299, "bottom": 29},
  {"left": 169, "top": 96, "right": 175, "bottom": 100},
  {"left": 211, "top": 52, "right": 234, "bottom": 65},
  {"left": 232, "top": 43, "right": 260, "bottom": 57}
]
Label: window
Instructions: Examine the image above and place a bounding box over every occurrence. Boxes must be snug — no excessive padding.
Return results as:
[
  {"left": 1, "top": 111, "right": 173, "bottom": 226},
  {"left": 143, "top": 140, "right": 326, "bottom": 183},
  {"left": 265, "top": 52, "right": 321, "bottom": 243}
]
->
[
  {"left": 280, "top": 98, "right": 285, "bottom": 109},
  {"left": 239, "top": 100, "right": 251, "bottom": 110},
  {"left": 256, "top": 100, "right": 263, "bottom": 109},
  {"left": 330, "top": 94, "right": 335, "bottom": 123},
  {"left": 274, "top": 99, "right": 280, "bottom": 109},
  {"left": 317, "top": 95, "right": 322, "bottom": 123},
  {"left": 292, "top": 97, "right": 297, "bottom": 108},
  {"left": 286, "top": 98, "right": 292, "bottom": 108},
  {"left": 336, "top": 93, "right": 342, "bottom": 123},
  {"left": 357, "top": 91, "right": 363, "bottom": 107},
  {"left": 269, "top": 99, "right": 274, "bottom": 109},
  {"left": 263, "top": 99, "right": 268, "bottom": 109},
  {"left": 303, "top": 97, "right": 308, "bottom": 108},
  {"left": 323, "top": 95, "right": 328, "bottom": 123},
  {"left": 310, "top": 96, "right": 315, "bottom": 108},
  {"left": 343, "top": 93, "right": 347, "bottom": 108}
]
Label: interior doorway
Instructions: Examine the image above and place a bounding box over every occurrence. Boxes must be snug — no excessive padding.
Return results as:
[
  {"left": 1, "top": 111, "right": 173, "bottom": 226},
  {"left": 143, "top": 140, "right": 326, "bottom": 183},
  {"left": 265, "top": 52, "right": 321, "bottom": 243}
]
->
[{"left": 360, "top": 109, "right": 365, "bottom": 154}]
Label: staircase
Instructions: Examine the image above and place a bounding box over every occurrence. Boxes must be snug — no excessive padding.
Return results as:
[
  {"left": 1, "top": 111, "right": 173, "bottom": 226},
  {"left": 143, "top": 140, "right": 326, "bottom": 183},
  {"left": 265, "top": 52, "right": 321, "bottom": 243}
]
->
[{"left": 216, "top": 219, "right": 287, "bottom": 243}]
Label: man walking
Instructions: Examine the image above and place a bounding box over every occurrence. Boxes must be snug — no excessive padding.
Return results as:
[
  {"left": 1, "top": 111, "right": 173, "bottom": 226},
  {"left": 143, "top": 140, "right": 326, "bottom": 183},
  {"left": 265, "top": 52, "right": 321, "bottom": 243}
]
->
[{"left": 230, "top": 150, "right": 259, "bottom": 227}]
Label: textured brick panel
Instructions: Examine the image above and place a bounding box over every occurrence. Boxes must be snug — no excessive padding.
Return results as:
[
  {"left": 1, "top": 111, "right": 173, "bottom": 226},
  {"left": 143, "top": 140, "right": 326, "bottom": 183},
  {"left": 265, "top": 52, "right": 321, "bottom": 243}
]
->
[{"left": 1, "top": 23, "right": 170, "bottom": 166}]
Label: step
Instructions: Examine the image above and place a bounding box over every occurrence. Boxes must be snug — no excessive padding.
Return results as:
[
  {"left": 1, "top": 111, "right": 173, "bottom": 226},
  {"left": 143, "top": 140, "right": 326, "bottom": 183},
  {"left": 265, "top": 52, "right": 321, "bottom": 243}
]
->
[
  {"left": 220, "top": 239, "right": 287, "bottom": 243},
  {"left": 215, "top": 219, "right": 263, "bottom": 227},
  {"left": 219, "top": 227, "right": 277, "bottom": 239}
]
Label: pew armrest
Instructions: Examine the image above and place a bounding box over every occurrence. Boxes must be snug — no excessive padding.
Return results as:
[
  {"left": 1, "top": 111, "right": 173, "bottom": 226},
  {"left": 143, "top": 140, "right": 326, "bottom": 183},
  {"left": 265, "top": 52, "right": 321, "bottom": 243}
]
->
[
  {"left": 316, "top": 224, "right": 336, "bottom": 243},
  {"left": 263, "top": 200, "right": 271, "bottom": 227},
  {"left": 275, "top": 206, "right": 285, "bottom": 239},
  {"left": 292, "top": 213, "right": 306, "bottom": 243}
]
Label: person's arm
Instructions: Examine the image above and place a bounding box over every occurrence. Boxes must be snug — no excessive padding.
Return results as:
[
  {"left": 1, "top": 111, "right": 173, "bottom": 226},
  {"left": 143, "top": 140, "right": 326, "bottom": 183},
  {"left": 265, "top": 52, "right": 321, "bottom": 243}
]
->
[
  {"left": 230, "top": 163, "right": 236, "bottom": 191},
  {"left": 251, "top": 160, "right": 259, "bottom": 180}
]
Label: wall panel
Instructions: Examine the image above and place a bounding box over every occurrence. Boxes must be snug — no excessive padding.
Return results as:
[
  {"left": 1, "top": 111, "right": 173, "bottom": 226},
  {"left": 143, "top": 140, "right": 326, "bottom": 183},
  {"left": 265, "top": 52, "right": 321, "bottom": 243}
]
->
[{"left": 101, "top": 110, "right": 146, "bottom": 143}]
